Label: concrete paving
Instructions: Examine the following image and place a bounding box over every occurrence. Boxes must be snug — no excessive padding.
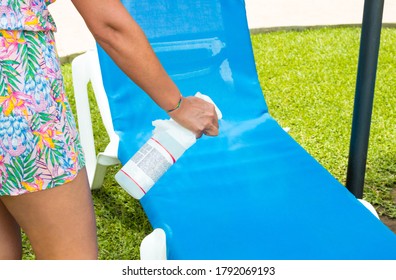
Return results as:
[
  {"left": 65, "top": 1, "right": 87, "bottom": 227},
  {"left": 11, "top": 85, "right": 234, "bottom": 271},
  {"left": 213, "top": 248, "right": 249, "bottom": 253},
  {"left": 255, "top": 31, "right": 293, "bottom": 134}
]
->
[{"left": 49, "top": 0, "right": 396, "bottom": 59}]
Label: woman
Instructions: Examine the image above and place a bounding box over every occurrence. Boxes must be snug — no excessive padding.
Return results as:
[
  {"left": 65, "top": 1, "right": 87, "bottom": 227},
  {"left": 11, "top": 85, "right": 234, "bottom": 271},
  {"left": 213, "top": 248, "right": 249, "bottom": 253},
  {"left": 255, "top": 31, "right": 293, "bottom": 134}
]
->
[{"left": 0, "top": 0, "right": 219, "bottom": 260}]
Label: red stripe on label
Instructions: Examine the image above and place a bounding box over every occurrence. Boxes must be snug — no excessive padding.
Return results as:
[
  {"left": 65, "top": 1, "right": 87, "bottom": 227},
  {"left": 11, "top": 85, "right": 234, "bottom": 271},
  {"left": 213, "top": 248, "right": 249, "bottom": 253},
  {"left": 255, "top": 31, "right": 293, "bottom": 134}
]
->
[
  {"left": 120, "top": 169, "right": 146, "bottom": 194},
  {"left": 150, "top": 137, "right": 176, "bottom": 163}
]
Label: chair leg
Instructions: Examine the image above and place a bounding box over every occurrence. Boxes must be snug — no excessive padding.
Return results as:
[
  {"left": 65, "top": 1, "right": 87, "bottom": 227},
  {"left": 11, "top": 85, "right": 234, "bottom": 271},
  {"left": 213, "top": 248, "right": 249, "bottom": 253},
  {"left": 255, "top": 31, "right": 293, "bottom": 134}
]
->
[
  {"left": 358, "top": 199, "right": 379, "bottom": 219},
  {"left": 91, "top": 153, "right": 120, "bottom": 190},
  {"left": 140, "top": 228, "right": 167, "bottom": 260},
  {"left": 91, "top": 164, "right": 109, "bottom": 190}
]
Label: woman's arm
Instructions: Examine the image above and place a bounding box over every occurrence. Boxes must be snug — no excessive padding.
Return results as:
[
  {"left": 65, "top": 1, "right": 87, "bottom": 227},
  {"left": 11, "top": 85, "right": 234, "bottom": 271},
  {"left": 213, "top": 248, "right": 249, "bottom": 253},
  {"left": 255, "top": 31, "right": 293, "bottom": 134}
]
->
[{"left": 71, "top": 0, "right": 218, "bottom": 137}]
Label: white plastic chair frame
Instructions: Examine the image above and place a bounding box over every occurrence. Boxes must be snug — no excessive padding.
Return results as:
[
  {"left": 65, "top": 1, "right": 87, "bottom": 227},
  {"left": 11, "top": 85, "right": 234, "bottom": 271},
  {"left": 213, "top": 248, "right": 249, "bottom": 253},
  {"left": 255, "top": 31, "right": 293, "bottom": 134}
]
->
[{"left": 72, "top": 48, "right": 120, "bottom": 190}]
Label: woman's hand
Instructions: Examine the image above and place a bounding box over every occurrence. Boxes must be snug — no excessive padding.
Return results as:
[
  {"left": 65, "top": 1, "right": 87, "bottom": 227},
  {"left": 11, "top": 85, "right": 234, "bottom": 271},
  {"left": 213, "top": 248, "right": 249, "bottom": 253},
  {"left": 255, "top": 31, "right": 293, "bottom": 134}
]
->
[{"left": 168, "top": 96, "right": 219, "bottom": 138}]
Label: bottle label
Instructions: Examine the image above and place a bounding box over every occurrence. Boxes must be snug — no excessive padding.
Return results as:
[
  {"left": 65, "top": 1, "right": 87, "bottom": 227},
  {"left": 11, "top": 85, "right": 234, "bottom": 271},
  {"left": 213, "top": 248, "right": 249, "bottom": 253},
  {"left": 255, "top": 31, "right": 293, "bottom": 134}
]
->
[{"left": 120, "top": 138, "right": 175, "bottom": 194}]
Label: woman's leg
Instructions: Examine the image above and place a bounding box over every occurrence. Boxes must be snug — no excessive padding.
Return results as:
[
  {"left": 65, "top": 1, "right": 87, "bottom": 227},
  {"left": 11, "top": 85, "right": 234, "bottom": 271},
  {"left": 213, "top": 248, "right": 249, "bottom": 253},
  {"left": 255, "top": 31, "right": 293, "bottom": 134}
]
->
[
  {"left": 0, "top": 167, "right": 98, "bottom": 260},
  {"left": 0, "top": 200, "right": 22, "bottom": 260}
]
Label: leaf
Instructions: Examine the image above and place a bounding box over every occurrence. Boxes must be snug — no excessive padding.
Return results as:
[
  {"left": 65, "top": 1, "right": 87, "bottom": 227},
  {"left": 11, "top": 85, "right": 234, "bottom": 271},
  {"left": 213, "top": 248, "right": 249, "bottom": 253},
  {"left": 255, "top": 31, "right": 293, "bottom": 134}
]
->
[
  {"left": 0, "top": 59, "right": 19, "bottom": 65},
  {"left": 21, "top": 156, "right": 38, "bottom": 181},
  {"left": 5, "top": 162, "right": 23, "bottom": 184}
]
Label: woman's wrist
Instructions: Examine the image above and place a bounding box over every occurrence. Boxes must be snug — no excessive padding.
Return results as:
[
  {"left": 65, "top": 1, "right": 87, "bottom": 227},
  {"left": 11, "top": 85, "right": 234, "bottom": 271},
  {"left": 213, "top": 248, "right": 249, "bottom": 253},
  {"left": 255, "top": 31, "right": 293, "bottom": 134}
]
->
[{"left": 166, "top": 95, "right": 183, "bottom": 113}]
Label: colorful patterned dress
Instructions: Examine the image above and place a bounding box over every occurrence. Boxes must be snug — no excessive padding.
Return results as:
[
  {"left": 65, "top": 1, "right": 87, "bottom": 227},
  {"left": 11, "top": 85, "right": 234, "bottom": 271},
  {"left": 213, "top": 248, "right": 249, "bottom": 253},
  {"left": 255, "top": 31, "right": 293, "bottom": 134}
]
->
[{"left": 0, "top": 0, "right": 85, "bottom": 196}]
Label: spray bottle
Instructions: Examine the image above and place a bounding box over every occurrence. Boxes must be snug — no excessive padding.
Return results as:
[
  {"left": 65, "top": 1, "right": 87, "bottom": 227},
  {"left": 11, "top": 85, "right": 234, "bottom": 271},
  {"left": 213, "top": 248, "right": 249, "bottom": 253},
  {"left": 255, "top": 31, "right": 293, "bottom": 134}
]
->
[{"left": 115, "top": 92, "right": 222, "bottom": 199}]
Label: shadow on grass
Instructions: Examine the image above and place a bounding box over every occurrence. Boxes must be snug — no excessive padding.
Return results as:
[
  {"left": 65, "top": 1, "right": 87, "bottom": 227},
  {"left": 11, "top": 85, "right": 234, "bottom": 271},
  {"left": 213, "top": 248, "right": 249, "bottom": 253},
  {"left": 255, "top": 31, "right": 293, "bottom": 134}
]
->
[{"left": 364, "top": 152, "right": 396, "bottom": 234}]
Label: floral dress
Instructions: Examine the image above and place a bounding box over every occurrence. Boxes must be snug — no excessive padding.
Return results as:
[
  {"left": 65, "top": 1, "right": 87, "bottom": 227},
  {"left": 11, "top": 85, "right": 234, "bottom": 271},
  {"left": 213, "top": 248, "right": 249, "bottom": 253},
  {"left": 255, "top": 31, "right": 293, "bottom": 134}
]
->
[{"left": 0, "top": 0, "right": 85, "bottom": 196}]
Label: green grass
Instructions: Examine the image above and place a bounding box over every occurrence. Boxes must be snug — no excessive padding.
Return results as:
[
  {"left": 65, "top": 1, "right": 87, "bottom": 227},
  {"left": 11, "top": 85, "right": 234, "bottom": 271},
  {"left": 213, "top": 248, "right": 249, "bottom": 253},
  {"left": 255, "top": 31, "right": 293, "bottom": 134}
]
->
[
  {"left": 22, "top": 27, "right": 396, "bottom": 259},
  {"left": 251, "top": 27, "right": 396, "bottom": 218}
]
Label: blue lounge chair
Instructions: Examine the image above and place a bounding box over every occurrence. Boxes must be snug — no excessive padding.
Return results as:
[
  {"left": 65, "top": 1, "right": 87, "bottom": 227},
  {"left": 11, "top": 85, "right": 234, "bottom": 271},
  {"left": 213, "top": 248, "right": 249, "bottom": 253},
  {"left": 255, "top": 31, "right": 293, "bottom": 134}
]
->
[{"left": 72, "top": 0, "right": 396, "bottom": 259}]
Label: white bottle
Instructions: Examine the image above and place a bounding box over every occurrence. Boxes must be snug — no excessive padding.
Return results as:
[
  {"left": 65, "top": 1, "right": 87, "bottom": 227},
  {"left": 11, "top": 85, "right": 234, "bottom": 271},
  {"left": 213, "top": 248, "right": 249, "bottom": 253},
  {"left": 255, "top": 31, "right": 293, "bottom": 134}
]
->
[{"left": 115, "top": 92, "right": 222, "bottom": 199}]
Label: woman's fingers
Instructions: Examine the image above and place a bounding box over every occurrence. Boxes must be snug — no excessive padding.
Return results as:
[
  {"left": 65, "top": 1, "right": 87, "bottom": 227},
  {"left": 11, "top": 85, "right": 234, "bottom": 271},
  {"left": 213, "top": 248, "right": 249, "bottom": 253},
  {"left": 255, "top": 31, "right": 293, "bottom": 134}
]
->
[{"left": 168, "top": 96, "right": 219, "bottom": 138}]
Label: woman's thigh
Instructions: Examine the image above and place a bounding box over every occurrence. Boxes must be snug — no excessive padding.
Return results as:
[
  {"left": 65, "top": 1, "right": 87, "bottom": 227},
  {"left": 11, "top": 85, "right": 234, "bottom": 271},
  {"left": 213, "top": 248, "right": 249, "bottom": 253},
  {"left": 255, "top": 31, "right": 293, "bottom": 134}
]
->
[
  {"left": 0, "top": 199, "right": 22, "bottom": 259},
  {"left": 1, "top": 168, "right": 98, "bottom": 260}
]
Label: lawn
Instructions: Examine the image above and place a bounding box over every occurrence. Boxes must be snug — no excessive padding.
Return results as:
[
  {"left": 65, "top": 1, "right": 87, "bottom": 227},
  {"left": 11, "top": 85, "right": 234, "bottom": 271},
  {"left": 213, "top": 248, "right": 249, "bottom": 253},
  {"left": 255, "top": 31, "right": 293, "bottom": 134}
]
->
[
  {"left": 251, "top": 27, "right": 396, "bottom": 220},
  {"left": 22, "top": 27, "right": 396, "bottom": 259}
]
